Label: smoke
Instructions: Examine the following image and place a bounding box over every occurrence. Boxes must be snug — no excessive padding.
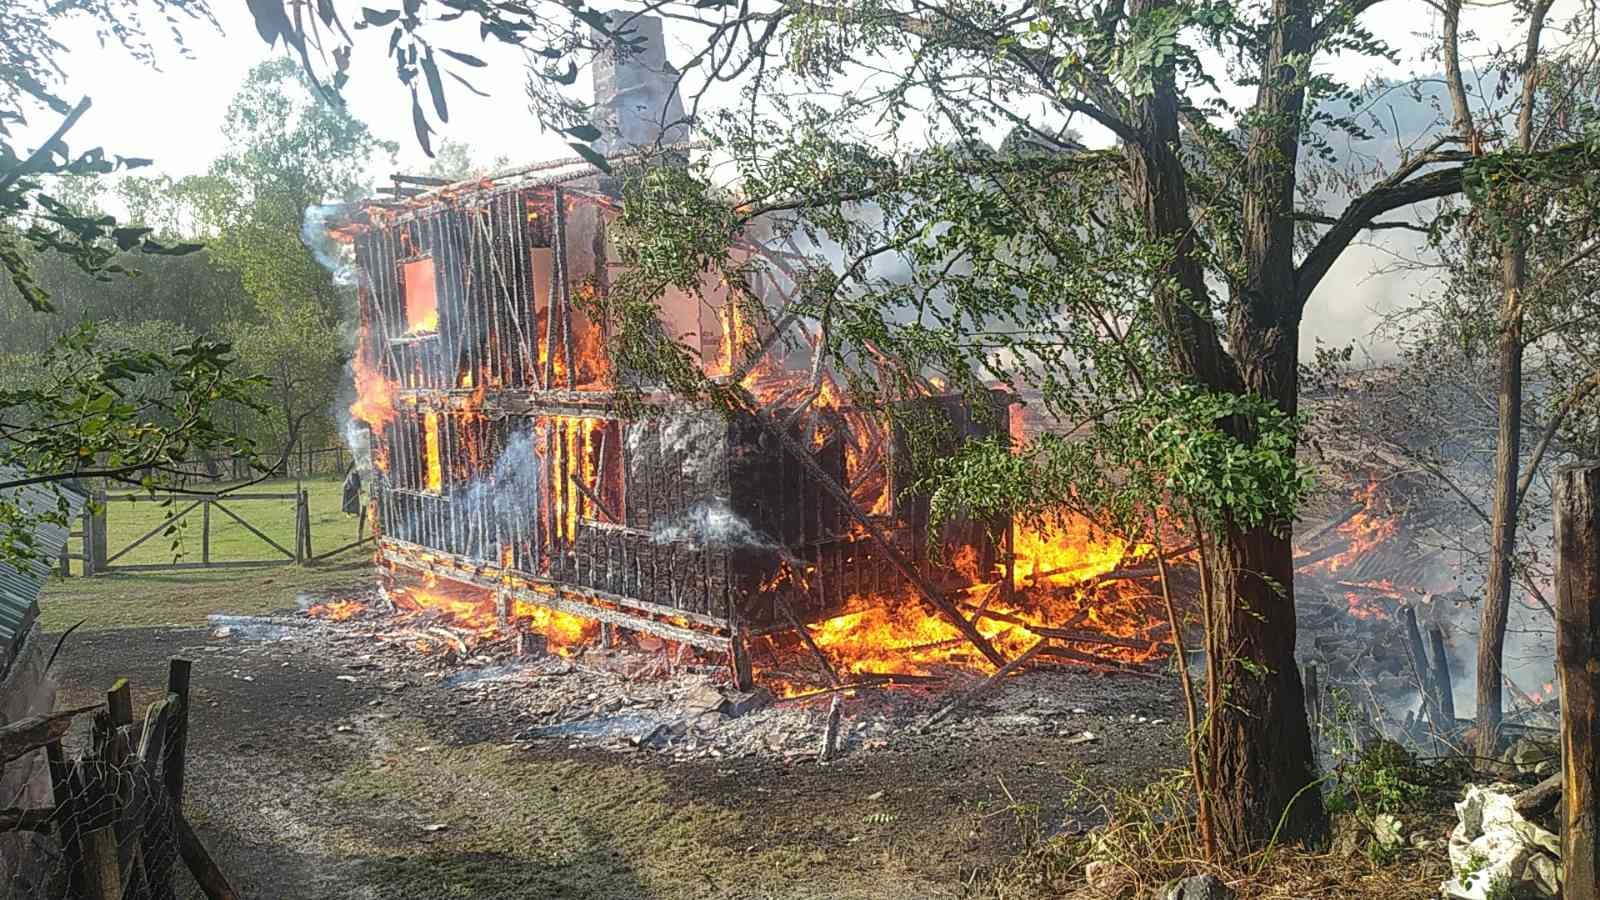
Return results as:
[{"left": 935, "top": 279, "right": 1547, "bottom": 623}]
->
[
  {"left": 298, "top": 201, "right": 369, "bottom": 473},
  {"left": 457, "top": 431, "right": 544, "bottom": 560},
  {"left": 300, "top": 204, "right": 358, "bottom": 287},
  {"left": 650, "top": 498, "right": 774, "bottom": 549}
]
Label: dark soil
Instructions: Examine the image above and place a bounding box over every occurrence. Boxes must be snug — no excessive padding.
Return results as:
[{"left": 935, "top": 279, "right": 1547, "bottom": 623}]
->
[{"left": 49, "top": 625, "right": 1183, "bottom": 900}]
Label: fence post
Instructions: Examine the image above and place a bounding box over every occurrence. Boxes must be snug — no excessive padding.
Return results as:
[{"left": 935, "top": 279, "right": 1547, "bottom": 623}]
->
[
  {"left": 294, "top": 488, "right": 309, "bottom": 564},
  {"left": 201, "top": 500, "right": 211, "bottom": 567},
  {"left": 1556, "top": 462, "right": 1600, "bottom": 900},
  {"left": 87, "top": 490, "right": 108, "bottom": 575}
]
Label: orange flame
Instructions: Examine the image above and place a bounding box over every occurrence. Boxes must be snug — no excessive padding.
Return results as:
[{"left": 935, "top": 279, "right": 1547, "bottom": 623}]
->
[
  {"left": 787, "top": 512, "right": 1164, "bottom": 682},
  {"left": 423, "top": 411, "right": 443, "bottom": 493},
  {"left": 307, "top": 599, "right": 363, "bottom": 621},
  {"left": 1309, "top": 483, "right": 1397, "bottom": 575}
]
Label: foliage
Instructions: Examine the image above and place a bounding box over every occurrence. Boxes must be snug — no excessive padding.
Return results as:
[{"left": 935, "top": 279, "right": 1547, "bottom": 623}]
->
[
  {"left": 1326, "top": 740, "right": 1431, "bottom": 818},
  {"left": 0, "top": 0, "right": 272, "bottom": 574}
]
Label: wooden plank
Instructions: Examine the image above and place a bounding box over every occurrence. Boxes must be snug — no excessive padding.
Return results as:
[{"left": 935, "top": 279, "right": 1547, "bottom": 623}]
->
[
  {"left": 104, "top": 493, "right": 300, "bottom": 502},
  {"left": 0, "top": 703, "right": 102, "bottom": 763},
  {"left": 1555, "top": 462, "right": 1600, "bottom": 900},
  {"left": 82, "top": 825, "right": 124, "bottom": 900},
  {"left": 0, "top": 806, "right": 54, "bottom": 831},
  {"left": 174, "top": 814, "right": 239, "bottom": 900},
  {"left": 105, "top": 560, "right": 293, "bottom": 573},
  {"left": 47, "top": 740, "right": 88, "bottom": 895},
  {"left": 107, "top": 679, "right": 134, "bottom": 729}
]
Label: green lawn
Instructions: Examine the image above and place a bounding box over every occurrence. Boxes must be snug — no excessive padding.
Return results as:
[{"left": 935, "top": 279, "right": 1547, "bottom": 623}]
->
[
  {"left": 38, "top": 559, "right": 374, "bottom": 631},
  {"left": 92, "top": 476, "right": 365, "bottom": 570},
  {"left": 40, "top": 476, "right": 376, "bottom": 632}
]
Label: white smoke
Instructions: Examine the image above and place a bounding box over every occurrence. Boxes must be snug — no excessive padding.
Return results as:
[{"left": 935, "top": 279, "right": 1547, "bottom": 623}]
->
[
  {"left": 300, "top": 203, "right": 358, "bottom": 287},
  {"left": 651, "top": 498, "right": 774, "bottom": 549}
]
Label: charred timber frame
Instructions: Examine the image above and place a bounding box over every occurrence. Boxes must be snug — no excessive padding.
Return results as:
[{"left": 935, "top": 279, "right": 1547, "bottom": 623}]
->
[{"left": 354, "top": 166, "right": 1011, "bottom": 682}]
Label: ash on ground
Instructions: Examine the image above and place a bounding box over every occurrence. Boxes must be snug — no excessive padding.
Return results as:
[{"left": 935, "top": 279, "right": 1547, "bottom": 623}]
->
[{"left": 203, "top": 587, "right": 1182, "bottom": 764}]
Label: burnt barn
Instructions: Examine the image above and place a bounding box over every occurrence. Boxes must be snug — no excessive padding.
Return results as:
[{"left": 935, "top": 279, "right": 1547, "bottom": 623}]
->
[{"left": 335, "top": 19, "right": 1010, "bottom": 687}]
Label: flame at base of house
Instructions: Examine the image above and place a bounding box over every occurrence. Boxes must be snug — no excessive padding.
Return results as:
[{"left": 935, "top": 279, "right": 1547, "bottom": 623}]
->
[{"left": 310, "top": 512, "right": 1174, "bottom": 694}]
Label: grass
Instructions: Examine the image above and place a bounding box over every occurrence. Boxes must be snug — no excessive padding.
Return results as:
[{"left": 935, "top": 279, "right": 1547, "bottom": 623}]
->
[
  {"left": 976, "top": 756, "right": 1459, "bottom": 900},
  {"left": 35, "top": 475, "right": 376, "bottom": 632},
  {"left": 39, "top": 554, "right": 372, "bottom": 632},
  {"left": 89, "top": 476, "right": 363, "bottom": 571}
]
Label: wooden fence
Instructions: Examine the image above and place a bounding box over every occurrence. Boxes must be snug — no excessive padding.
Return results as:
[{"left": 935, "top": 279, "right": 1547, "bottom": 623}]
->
[
  {"left": 152, "top": 447, "right": 353, "bottom": 487},
  {"left": 0, "top": 659, "right": 239, "bottom": 899},
  {"left": 59, "top": 487, "right": 371, "bottom": 576}
]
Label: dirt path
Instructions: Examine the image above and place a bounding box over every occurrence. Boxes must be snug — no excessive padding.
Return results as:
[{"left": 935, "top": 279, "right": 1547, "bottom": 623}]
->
[{"left": 50, "top": 626, "right": 1182, "bottom": 899}]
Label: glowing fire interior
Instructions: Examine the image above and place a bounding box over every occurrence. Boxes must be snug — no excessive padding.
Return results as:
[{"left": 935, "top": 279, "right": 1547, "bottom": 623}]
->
[{"left": 402, "top": 257, "right": 439, "bottom": 336}]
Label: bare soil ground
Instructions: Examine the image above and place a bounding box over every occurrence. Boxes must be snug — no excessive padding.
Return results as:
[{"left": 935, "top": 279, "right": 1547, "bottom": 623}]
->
[{"left": 46, "top": 611, "right": 1183, "bottom": 899}]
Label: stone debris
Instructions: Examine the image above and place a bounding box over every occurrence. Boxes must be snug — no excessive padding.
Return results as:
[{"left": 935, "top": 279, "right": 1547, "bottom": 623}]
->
[{"left": 1440, "top": 784, "right": 1561, "bottom": 900}]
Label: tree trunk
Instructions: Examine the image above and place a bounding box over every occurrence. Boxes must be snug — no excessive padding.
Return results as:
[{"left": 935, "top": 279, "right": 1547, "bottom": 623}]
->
[
  {"left": 1475, "top": 259, "right": 1527, "bottom": 760},
  {"left": 1120, "top": 0, "right": 1324, "bottom": 854}
]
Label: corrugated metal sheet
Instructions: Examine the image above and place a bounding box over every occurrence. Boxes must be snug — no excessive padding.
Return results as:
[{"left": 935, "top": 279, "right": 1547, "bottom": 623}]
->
[{"left": 0, "top": 467, "right": 86, "bottom": 655}]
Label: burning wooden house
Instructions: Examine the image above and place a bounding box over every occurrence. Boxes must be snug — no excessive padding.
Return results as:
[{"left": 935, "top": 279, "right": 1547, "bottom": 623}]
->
[{"left": 334, "top": 18, "right": 1011, "bottom": 686}]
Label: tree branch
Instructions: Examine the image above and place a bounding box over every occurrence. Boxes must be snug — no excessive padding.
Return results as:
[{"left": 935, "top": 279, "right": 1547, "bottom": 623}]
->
[{"left": 1295, "top": 154, "right": 1469, "bottom": 308}]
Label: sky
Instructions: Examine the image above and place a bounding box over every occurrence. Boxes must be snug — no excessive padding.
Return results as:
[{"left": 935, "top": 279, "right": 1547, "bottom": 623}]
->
[{"left": 31, "top": 0, "right": 1576, "bottom": 360}]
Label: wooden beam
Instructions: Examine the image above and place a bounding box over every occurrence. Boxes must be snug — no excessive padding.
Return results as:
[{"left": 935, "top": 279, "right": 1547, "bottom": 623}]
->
[
  {"left": 0, "top": 703, "right": 102, "bottom": 763},
  {"left": 1555, "top": 462, "right": 1600, "bottom": 900},
  {"left": 922, "top": 639, "right": 1047, "bottom": 730},
  {"left": 174, "top": 815, "right": 240, "bottom": 900}
]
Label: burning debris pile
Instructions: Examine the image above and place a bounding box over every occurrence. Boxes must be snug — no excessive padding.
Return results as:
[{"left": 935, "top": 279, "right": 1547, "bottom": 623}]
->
[{"left": 211, "top": 584, "right": 1183, "bottom": 764}]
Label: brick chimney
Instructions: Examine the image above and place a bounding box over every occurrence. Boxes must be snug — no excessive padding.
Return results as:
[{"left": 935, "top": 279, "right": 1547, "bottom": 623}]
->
[{"left": 591, "top": 13, "right": 690, "bottom": 155}]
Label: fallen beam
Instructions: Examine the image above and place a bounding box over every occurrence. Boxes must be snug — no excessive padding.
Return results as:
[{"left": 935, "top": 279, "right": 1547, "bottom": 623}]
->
[{"left": 921, "top": 639, "right": 1047, "bottom": 730}]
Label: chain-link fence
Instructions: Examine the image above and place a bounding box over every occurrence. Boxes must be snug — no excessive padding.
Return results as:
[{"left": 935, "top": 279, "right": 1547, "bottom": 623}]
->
[{"left": 0, "top": 659, "right": 235, "bottom": 900}]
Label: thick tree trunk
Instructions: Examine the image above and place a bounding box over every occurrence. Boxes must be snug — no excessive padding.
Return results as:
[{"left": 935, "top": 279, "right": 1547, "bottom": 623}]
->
[
  {"left": 1205, "top": 519, "right": 1324, "bottom": 850},
  {"left": 1120, "top": 0, "right": 1324, "bottom": 854}
]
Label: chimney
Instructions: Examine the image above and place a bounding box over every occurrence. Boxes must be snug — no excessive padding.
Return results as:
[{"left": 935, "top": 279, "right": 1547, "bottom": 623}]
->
[{"left": 591, "top": 14, "right": 689, "bottom": 155}]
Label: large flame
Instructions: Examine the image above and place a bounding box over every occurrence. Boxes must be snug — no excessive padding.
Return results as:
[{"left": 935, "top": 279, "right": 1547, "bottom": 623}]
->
[
  {"left": 789, "top": 512, "right": 1164, "bottom": 681},
  {"left": 1307, "top": 482, "right": 1397, "bottom": 575},
  {"left": 393, "top": 577, "right": 599, "bottom": 654}
]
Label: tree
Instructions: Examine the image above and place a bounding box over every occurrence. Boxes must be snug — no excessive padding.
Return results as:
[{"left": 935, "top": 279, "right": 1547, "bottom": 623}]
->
[
  {"left": 180, "top": 58, "right": 395, "bottom": 456},
  {"left": 259, "top": 0, "right": 1600, "bottom": 852},
  {"left": 1430, "top": 5, "right": 1600, "bottom": 758},
  {"left": 1, "top": 0, "right": 265, "bottom": 565}
]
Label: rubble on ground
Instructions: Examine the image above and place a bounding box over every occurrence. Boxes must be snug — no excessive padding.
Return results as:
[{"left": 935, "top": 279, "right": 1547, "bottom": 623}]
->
[{"left": 202, "top": 596, "right": 1180, "bottom": 764}]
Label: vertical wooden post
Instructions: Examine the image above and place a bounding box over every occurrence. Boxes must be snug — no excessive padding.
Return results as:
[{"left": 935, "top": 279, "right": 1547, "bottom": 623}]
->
[
  {"left": 1428, "top": 624, "right": 1456, "bottom": 727},
  {"left": 1400, "top": 605, "right": 1444, "bottom": 740},
  {"left": 88, "top": 490, "right": 108, "bottom": 575},
  {"left": 165, "top": 658, "right": 192, "bottom": 806},
  {"left": 1555, "top": 462, "right": 1600, "bottom": 900},
  {"left": 1303, "top": 663, "right": 1321, "bottom": 745},
  {"left": 293, "top": 488, "right": 309, "bottom": 564},
  {"left": 201, "top": 500, "right": 211, "bottom": 567},
  {"left": 301, "top": 488, "right": 313, "bottom": 562}
]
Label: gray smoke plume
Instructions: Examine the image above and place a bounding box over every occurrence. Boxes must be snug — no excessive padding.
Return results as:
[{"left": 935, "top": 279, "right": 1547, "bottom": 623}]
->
[{"left": 651, "top": 498, "right": 774, "bottom": 549}]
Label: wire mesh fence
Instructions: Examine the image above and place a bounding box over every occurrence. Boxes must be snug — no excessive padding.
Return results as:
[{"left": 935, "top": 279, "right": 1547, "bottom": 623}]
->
[{"left": 0, "top": 660, "right": 236, "bottom": 900}]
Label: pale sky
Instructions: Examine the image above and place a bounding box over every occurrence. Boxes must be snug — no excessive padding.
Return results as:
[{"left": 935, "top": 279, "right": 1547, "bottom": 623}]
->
[{"left": 31, "top": 0, "right": 1575, "bottom": 359}]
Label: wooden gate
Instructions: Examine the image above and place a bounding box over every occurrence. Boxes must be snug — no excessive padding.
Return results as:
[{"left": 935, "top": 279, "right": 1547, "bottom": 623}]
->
[{"left": 96, "top": 490, "right": 309, "bottom": 572}]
